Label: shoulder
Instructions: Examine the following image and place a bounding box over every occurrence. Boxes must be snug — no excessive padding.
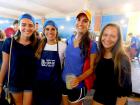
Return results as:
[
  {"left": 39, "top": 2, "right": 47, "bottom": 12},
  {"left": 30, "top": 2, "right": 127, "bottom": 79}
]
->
[
  {"left": 4, "top": 37, "right": 12, "bottom": 43},
  {"left": 120, "top": 54, "right": 131, "bottom": 72},
  {"left": 91, "top": 40, "right": 97, "bottom": 47},
  {"left": 2, "top": 37, "right": 13, "bottom": 54},
  {"left": 58, "top": 41, "right": 67, "bottom": 51},
  {"left": 66, "top": 35, "right": 75, "bottom": 44},
  {"left": 121, "top": 54, "right": 130, "bottom": 64},
  {"left": 3, "top": 37, "right": 13, "bottom": 47},
  {"left": 90, "top": 40, "right": 98, "bottom": 53},
  {"left": 58, "top": 41, "right": 66, "bottom": 46}
]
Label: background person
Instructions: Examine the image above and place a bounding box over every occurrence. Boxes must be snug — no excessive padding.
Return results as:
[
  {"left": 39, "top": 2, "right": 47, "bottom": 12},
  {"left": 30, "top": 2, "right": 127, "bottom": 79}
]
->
[
  {"left": 13, "top": 19, "right": 19, "bottom": 33},
  {"left": 0, "top": 30, "right": 5, "bottom": 68}
]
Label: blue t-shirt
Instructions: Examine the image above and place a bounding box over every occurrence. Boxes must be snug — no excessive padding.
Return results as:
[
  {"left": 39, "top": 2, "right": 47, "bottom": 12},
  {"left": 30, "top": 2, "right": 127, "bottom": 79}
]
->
[
  {"left": 2, "top": 38, "right": 36, "bottom": 88},
  {"left": 62, "top": 35, "right": 97, "bottom": 88},
  {"left": 131, "top": 37, "right": 136, "bottom": 48}
]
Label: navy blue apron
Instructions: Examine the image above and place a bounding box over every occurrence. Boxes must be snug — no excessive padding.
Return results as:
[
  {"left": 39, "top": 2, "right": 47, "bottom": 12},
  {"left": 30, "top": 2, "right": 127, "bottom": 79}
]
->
[{"left": 33, "top": 43, "right": 62, "bottom": 105}]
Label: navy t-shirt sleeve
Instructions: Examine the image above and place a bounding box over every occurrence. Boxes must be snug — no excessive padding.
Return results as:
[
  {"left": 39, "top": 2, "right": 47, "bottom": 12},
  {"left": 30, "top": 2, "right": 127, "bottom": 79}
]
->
[
  {"left": 2, "top": 38, "right": 11, "bottom": 54},
  {"left": 90, "top": 41, "right": 98, "bottom": 54}
]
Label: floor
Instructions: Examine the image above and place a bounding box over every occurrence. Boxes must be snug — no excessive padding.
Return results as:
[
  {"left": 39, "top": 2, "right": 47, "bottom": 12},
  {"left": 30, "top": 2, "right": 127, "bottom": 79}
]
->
[{"left": 131, "top": 60, "right": 140, "bottom": 94}]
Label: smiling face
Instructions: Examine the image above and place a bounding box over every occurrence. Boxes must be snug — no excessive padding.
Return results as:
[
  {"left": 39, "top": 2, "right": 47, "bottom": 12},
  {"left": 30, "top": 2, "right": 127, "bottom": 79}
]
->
[
  {"left": 76, "top": 14, "right": 90, "bottom": 35},
  {"left": 19, "top": 18, "right": 35, "bottom": 38},
  {"left": 101, "top": 26, "right": 118, "bottom": 51},
  {"left": 44, "top": 25, "right": 57, "bottom": 42}
]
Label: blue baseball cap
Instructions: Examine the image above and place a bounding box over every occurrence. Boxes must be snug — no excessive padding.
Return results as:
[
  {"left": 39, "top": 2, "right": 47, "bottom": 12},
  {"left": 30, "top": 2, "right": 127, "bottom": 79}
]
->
[
  {"left": 18, "top": 13, "right": 35, "bottom": 25},
  {"left": 43, "top": 20, "right": 58, "bottom": 30}
]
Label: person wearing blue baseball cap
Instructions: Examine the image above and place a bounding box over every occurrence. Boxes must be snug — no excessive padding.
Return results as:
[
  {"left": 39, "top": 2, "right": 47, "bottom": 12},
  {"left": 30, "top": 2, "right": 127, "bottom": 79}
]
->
[
  {"left": 33, "top": 20, "right": 66, "bottom": 105},
  {"left": 0, "top": 13, "right": 38, "bottom": 105}
]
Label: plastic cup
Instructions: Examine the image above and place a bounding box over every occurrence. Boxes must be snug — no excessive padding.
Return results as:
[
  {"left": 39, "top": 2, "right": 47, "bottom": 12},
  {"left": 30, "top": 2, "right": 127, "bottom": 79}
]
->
[{"left": 66, "top": 74, "right": 76, "bottom": 89}]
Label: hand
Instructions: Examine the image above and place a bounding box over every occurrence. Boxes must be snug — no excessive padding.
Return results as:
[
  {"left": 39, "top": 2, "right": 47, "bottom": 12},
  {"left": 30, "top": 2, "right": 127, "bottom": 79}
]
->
[
  {"left": 70, "top": 77, "right": 80, "bottom": 89},
  {"left": 116, "top": 97, "right": 127, "bottom": 105}
]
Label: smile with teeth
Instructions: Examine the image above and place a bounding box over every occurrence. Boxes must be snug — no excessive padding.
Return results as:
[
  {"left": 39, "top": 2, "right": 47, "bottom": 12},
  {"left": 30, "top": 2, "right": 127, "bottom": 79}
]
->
[
  {"left": 103, "top": 42, "right": 111, "bottom": 46},
  {"left": 78, "top": 26, "right": 83, "bottom": 29}
]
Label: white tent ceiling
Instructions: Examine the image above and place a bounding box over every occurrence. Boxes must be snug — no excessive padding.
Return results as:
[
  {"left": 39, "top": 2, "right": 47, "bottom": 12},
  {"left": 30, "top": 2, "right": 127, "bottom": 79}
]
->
[{"left": 0, "top": 0, "right": 140, "bottom": 19}]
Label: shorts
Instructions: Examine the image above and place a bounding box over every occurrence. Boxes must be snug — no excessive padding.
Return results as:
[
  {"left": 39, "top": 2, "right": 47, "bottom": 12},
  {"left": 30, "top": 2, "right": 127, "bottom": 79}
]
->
[
  {"left": 9, "top": 86, "right": 32, "bottom": 93},
  {"left": 62, "top": 84, "right": 87, "bottom": 103}
]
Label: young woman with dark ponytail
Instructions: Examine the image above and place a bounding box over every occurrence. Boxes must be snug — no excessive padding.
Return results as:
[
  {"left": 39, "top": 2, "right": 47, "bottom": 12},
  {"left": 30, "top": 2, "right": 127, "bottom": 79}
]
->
[{"left": 62, "top": 10, "right": 97, "bottom": 105}]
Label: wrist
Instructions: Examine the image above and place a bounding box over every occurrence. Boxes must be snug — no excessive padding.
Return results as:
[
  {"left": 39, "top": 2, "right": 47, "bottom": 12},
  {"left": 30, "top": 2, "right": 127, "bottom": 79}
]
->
[{"left": 77, "top": 76, "right": 82, "bottom": 82}]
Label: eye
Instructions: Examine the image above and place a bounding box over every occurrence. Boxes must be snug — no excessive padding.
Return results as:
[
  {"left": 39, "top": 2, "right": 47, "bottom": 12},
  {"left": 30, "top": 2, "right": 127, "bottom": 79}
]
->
[
  {"left": 45, "top": 28, "right": 49, "bottom": 31},
  {"left": 76, "top": 18, "right": 80, "bottom": 22},
  {"left": 110, "top": 34, "right": 116, "bottom": 38},
  {"left": 83, "top": 19, "right": 89, "bottom": 23},
  {"left": 52, "top": 28, "right": 56, "bottom": 31},
  {"left": 21, "top": 23, "right": 26, "bottom": 27},
  {"left": 29, "top": 24, "right": 34, "bottom": 28},
  {"left": 102, "top": 33, "right": 107, "bottom": 37}
]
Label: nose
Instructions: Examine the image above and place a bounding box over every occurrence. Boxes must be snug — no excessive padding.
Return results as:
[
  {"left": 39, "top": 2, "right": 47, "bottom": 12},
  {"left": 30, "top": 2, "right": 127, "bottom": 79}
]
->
[
  {"left": 79, "top": 20, "right": 83, "bottom": 25},
  {"left": 25, "top": 25, "right": 32, "bottom": 30},
  {"left": 48, "top": 29, "right": 53, "bottom": 33},
  {"left": 105, "top": 36, "right": 111, "bottom": 42}
]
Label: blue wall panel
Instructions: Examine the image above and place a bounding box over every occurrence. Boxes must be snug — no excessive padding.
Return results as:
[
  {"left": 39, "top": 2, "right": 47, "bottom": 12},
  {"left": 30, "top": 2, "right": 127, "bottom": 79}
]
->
[
  {"left": 101, "top": 15, "right": 128, "bottom": 41},
  {"left": 0, "top": 15, "right": 127, "bottom": 41},
  {"left": 0, "top": 17, "right": 14, "bottom": 30},
  {"left": 47, "top": 17, "right": 76, "bottom": 39},
  {"left": 47, "top": 17, "right": 95, "bottom": 39}
]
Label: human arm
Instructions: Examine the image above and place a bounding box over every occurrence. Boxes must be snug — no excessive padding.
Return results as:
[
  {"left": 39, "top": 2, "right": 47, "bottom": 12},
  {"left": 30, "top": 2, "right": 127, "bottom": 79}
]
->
[
  {"left": 0, "top": 52, "right": 9, "bottom": 95},
  {"left": 71, "top": 41, "right": 97, "bottom": 88},
  {"left": 116, "top": 97, "right": 127, "bottom": 105},
  {"left": 78, "top": 53, "right": 96, "bottom": 81},
  {"left": 116, "top": 55, "right": 132, "bottom": 105},
  {"left": 71, "top": 53, "right": 97, "bottom": 88},
  {"left": 0, "top": 38, "right": 11, "bottom": 96}
]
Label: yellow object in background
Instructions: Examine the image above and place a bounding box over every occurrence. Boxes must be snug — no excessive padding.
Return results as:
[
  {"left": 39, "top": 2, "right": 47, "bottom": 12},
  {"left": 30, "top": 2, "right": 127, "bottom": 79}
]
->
[{"left": 127, "top": 12, "right": 140, "bottom": 35}]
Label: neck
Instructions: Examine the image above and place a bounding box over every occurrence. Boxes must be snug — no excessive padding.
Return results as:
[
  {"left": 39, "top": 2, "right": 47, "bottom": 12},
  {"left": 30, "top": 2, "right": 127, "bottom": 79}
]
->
[
  {"left": 104, "top": 50, "right": 112, "bottom": 59},
  {"left": 75, "top": 34, "right": 83, "bottom": 41},
  {"left": 19, "top": 35, "right": 30, "bottom": 45},
  {"left": 47, "top": 40, "right": 57, "bottom": 45},
  {"left": 20, "top": 34, "right": 30, "bottom": 41}
]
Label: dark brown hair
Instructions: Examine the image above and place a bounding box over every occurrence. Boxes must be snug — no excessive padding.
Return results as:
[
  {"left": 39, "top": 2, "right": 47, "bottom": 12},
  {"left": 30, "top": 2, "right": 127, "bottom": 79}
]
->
[
  {"left": 76, "top": 14, "right": 91, "bottom": 58},
  {"left": 79, "top": 31, "right": 90, "bottom": 58}
]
